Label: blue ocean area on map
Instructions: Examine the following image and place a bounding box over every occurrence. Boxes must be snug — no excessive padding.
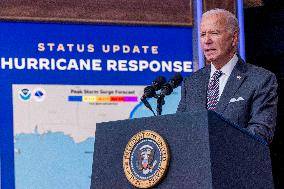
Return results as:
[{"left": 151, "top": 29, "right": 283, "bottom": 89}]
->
[{"left": 14, "top": 132, "right": 95, "bottom": 189}]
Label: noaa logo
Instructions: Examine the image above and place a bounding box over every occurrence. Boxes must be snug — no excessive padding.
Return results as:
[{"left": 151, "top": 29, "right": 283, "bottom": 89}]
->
[
  {"left": 18, "top": 88, "right": 31, "bottom": 101},
  {"left": 33, "top": 88, "right": 46, "bottom": 102},
  {"left": 123, "top": 130, "right": 170, "bottom": 188}
]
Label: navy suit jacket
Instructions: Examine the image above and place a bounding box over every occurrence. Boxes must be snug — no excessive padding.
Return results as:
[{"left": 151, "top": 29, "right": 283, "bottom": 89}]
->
[{"left": 177, "top": 58, "right": 278, "bottom": 143}]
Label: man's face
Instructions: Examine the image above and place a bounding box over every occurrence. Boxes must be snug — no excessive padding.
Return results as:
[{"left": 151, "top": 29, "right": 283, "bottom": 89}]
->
[{"left": 200, "top": 14, "right": 238, "bottom": 66}]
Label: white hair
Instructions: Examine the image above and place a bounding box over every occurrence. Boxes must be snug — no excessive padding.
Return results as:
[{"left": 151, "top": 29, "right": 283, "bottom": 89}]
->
[{"left": 202, "top": 8, "right": 239, "bottom": 34}]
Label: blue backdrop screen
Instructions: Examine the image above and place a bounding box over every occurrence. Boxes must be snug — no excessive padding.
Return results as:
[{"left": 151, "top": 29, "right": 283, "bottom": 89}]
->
[{"left": 0, "top": 21, "right": 192, "bottom": 188}]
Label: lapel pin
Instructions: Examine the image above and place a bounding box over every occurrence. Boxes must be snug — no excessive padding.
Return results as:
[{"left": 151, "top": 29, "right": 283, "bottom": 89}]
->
[{"left": 237, "top": 75, "right": 241, "bottom": 80}]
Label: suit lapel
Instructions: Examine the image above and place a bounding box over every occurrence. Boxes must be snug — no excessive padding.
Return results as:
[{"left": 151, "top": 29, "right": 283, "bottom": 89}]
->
[
  {"left": 215, "top": 59, "right": 248, "bottom": 113},
  {"left": 197, "top": 65, "right": 210, "bottom": 110}
]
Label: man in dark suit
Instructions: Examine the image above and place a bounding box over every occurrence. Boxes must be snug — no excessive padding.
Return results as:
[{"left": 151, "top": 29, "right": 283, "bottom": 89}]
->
[{"left": 177, "top": 9, "right": 278, "bottom": 143}]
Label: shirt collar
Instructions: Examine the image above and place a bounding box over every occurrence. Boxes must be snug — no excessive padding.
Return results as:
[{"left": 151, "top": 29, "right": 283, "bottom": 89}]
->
[{"left": 210, "top": 54, "right": 238, "bottom": 77}]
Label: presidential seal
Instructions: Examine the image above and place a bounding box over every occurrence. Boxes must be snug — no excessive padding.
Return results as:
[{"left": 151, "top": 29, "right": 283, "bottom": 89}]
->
[{"left": 123, "top": 130, "right": 170, "bottom": 188}]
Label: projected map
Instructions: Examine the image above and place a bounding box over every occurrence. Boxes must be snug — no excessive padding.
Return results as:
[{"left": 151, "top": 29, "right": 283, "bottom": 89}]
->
[{"left": 12, "top": 84, "right": 180, "bottom": 188}]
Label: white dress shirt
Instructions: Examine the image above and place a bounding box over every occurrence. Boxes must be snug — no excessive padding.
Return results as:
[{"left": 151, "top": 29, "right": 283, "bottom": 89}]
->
[{"left": 209, "top": 54, "right": 238, "bottom": 100}]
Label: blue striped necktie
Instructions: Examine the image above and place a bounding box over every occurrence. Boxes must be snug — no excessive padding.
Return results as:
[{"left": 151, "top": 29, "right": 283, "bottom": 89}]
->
[{"left": 207, "top": 70, "right": 223, "bottom": 110}]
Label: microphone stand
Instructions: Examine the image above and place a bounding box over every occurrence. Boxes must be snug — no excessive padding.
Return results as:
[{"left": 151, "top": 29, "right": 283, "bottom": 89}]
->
[{"left": 156, "top": 95, "right": 165, "bottom": 116}]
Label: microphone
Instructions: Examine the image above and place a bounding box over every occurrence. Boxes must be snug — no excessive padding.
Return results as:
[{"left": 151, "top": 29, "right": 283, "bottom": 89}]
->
[
  {"left": 141, "top": 76, "right": 166, "bottom": 116},
  {"left": 156, "top": 74, "right": 183, "bottom": 116},
  {"left": 141, "top": 76, "right": 166, "bottom": 99},
  {"left": 160, "top": 73, "right": 183, "bottom": 96}
]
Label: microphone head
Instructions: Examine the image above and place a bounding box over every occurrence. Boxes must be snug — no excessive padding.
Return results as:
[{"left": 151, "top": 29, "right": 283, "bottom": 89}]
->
[
  {"left": 142, "top": 86, "right": 156, "bottom": 98},
  {"left": 160, "top": 83, "right": 173, "bottom": 96},
  {"left": 160, "top": 74, "right": 183, "bottom": 96},
  {"left": 152, "top": 76, "right": 166, "bottom": 91},
  {"left": 169, "top": 73, "right": 183, "bottom": 88}
]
